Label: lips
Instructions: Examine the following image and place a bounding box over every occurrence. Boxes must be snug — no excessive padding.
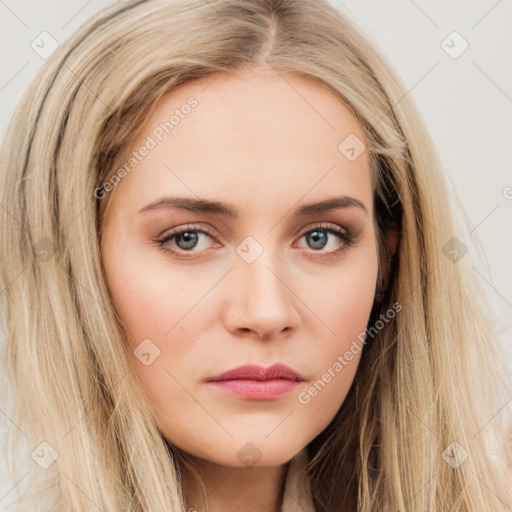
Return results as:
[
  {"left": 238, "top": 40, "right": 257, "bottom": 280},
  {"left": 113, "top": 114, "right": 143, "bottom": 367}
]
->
[
  {"left": 204, "top": 363, "right": 305, "bottom": 400},
  {"left": 205, "top": 363, "right": 305, "bottom": 383}
]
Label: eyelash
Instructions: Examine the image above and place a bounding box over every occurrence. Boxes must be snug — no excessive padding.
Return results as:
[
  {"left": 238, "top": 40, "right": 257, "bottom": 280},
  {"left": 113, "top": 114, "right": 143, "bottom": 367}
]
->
[{"left": 154, "top": 222, "right": 357, "bottom": 260}]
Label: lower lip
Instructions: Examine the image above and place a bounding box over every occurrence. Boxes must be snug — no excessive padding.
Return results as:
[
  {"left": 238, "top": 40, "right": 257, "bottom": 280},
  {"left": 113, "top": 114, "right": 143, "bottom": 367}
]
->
[{"left": 206, "top": 379, "right": 301, "bottom": 400}]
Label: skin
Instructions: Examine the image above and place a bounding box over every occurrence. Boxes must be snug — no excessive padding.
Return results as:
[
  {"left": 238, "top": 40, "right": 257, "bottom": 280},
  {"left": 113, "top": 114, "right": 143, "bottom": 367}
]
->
[{"left": 100, "top": 67, "right": 381, "bottom": 512}]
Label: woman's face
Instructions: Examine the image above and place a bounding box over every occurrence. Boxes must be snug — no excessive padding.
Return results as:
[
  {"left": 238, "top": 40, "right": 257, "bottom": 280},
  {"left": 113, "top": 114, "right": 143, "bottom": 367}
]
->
[{"left": 100, "top": 69, "right": 379, "bottom": 467}]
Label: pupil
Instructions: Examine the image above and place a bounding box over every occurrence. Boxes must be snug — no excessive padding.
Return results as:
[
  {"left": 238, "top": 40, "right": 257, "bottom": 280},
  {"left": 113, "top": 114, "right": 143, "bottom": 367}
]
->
[{"left": 308, "top": 230, "right": 327, "bottom": 250}]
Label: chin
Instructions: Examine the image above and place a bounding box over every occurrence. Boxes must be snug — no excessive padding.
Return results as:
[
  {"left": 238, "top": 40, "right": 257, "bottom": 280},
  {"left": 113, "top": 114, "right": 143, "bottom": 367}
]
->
[{"left": 176, "top": 437, "right": 307, "bottom": 468}]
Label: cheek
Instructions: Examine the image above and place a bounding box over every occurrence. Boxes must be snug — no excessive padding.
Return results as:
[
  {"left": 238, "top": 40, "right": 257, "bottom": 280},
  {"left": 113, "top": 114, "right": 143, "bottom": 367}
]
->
[
  {"left": 101, "top": 257, "right": 207, "bottom": 425},
  {"left": 295, "top": 249, "right": 378, "bottom": 428},
  {"left": 306, "top": 240, "right": 379, "bottom": 347},
  {"left": 104, "top": 260, "right": 200, "bottom": 349},
  {"left": 101, "top": 248, "right": 216, "bottom": 394}
]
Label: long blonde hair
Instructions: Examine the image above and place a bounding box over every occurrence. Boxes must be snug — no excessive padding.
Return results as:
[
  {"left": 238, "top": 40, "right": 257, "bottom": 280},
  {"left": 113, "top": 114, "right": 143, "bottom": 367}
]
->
[{"left": 0, "top": 0, "right": 510, "bottom": 510}]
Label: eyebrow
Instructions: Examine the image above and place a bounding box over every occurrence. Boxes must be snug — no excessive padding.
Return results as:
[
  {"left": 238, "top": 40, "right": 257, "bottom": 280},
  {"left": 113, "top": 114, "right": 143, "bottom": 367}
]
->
[{"left": 138, "top": 195, "right": 368, "bottom": 217}]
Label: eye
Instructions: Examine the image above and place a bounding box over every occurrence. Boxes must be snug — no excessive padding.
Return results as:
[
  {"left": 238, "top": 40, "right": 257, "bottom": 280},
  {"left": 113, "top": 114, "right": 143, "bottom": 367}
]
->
[
  {"left": 154, "top": 224, "right": 218, "bottom": 259},
  {"left": 154, "top": 222, "right": 357, "bottom": 259},
  {"left": 294, "top": 222, "right": 356, "bottom": 259}
]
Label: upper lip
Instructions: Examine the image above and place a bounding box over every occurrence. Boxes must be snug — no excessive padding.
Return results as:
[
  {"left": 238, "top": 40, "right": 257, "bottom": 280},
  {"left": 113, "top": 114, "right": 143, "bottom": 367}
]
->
[{"left": 205, "top": 363, "right": 305, "bottom": 382}]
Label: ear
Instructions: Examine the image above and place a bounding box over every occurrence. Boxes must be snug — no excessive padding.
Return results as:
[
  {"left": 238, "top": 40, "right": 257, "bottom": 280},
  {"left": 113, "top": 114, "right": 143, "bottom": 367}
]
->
[
  {"left": 386, "top": 226, "right": 398, "bottom": 257},
  {"left": 375, "top": 225, "right": 399, "bottom": 303}
]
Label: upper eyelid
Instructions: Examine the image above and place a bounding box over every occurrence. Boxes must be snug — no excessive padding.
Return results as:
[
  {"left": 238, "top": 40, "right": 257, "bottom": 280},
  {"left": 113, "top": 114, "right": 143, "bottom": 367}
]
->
[
  {"left": 163, "top": 223, "right": 217, "bottom": 239},
  {"left": 162, "top": 221, "right": 347, "bottom": 236}
]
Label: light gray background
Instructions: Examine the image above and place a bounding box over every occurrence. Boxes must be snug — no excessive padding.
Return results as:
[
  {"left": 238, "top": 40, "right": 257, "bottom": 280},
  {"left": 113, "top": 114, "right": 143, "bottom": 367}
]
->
[{"left": 1, "top": 0, "right": 511, "bottom": 506}]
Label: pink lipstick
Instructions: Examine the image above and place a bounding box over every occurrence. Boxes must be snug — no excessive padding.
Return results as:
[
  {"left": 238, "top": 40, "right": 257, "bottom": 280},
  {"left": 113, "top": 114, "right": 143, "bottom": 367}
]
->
[{"left": 204, "top": 363, "right": 305, "bottom": 400}]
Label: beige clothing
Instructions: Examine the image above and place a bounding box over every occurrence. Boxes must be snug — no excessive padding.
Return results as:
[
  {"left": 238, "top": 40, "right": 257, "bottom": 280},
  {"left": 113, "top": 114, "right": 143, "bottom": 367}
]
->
[{"left": 281, "top": 448, "right": 315, "bottom": 512}]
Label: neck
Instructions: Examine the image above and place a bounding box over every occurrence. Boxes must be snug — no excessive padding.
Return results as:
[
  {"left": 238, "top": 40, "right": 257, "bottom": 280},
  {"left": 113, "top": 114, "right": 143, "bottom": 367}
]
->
[{"left": 181, "top": 455, "right": 290, "bottom": 512}]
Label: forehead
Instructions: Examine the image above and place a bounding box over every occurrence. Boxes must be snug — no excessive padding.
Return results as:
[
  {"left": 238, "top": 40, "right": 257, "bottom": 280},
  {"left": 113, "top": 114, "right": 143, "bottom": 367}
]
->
[{"left": 102, "top": 69, "right": 373, "bottom": 220}]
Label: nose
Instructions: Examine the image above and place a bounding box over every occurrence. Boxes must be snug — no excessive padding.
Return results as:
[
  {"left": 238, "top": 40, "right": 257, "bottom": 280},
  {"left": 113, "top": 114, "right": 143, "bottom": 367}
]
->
[{"left": 223, "top": 248, "right": 301, "bottom": 340}]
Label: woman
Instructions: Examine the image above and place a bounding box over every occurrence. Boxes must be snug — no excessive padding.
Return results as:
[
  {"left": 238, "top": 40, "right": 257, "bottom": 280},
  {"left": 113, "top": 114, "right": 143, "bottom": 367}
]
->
[{"left": 0, "top": 0, "right": 510, "bottom": 510}]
